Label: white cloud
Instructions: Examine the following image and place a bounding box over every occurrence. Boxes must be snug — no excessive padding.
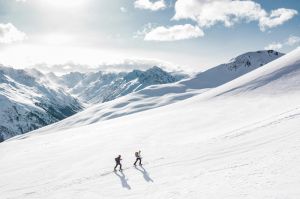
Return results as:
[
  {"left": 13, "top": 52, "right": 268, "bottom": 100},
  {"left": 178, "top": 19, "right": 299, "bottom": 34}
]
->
[
  {"left": 135, "top": 23, "right": 155, "bottom": 39},
  {"left": 264, "top": 42, "right": 283, "bottom": 50},
  {"left": 264, "top": 35, "right": 300, "bottom": 51},
  {"left": 32, "top": 58, "right": 178, "bottom": 74},
  {"left": 173, "top": 0, "right": 297, "bottom": 31},
  {"left": 134, "top": 0, "right": 166, "bottom": 11},
  {"left": 144, "top": 24, "right": 204, "bottom": 41},
  {"left": 286, "top": 35, "right": 300, "bottom": 46},
  {"left": 0, "top": 23, "right": 26, "bottom": 44},
  {"left": 259, "top": 8, "right": 298, "bottom": 31}
]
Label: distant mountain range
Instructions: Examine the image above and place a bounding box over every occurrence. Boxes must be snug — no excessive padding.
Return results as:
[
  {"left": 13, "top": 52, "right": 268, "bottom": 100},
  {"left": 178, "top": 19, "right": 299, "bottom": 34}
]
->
[
  {"left": 0, "top": 50, "right": 283, "bottom": 141},
  {"left": 0, "top": 66, "right": 184, "bottom": 141},
  {"left": 36, "top": 50, "right": 284, "bottom": 133},
  {"left": 55, "top": 66, "right": 185, "bottom": 104},
  {"left": 0, "top": 67, "right": 82, "bottom": 142}
]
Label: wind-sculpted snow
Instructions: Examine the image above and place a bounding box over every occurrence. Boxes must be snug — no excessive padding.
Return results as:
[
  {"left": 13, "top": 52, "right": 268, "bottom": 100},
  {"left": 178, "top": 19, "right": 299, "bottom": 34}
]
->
[{"left": 0, "top": 49, "right": 299, "bottom": 199}]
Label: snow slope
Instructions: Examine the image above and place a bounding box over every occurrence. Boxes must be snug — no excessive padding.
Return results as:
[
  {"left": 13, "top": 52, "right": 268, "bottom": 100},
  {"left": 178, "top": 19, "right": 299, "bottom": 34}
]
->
[
  {"left": 37, "top": 50, "right": 283, "bottom": 131},
  {"left": 1, "top": 48, "right": 299, "bottom": 199}
]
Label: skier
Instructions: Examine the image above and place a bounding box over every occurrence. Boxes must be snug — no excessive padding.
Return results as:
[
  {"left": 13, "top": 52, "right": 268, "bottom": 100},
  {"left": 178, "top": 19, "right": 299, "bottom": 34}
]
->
[
  {"left": 114, "top": 155, "right": 122, "bottom": 171},
  {"left": 134, "top": 150, "right": 142, "bottom": 166}
]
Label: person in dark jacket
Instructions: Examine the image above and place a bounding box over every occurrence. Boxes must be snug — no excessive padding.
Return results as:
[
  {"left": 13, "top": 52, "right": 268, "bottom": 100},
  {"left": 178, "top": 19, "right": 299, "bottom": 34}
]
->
[
  {"left": 134, "top": 150, "right": 142, "bottom": 166},
  {"left": 114, "top": 155, "right": 122, "bottom": 171}
]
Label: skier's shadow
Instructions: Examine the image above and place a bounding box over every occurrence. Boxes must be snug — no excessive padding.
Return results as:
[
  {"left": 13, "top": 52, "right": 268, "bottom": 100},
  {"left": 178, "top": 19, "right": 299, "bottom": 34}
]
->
[
  {"left": 114, "top": 171, "right": 131, "bottom": 190},
  {"left": 134, "top": 165, "right": 154, "bottom": 182}
]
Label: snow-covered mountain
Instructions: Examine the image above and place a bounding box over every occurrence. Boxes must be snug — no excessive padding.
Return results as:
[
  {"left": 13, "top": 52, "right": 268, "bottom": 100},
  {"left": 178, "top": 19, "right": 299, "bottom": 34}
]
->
[
  {"left": 0, "top": 66, "right": 82, "bottom": 142},
  {"left": 0, "top": 66, "right": 184, "bottom": 142},
  {"left": 57, "top": 66, "right": 184, "bottom": 104},
  {"left": 0, "top": 50, "right": 283, "bottom": 142},
  {"left": 37, "top": 50, "right": 283, "bottom": 132},
  {"left": 180, "top": 49, "right": 284, "bottom": 89},
  {"left": 0, "top": 50, "right": 284, "bottom": 141},
  {"left": 1, "top": 48, "right": 299, "bottom": 199}
]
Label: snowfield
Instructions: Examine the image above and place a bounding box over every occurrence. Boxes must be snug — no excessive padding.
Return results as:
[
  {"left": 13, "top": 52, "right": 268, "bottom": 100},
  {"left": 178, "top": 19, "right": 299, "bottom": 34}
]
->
[{"left": 0, "top": 48, "right": 299, "bottom": 199}]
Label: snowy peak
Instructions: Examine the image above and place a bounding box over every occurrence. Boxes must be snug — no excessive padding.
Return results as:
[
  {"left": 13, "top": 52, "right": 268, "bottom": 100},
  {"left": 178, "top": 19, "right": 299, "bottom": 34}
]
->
[
  {"left": 60, "top": 72, "right": 87, "bottom": 88},
  {"left": 209, "top": 48, "right": 300, "bottom": 96},
  {"left": 183, "top": 50, "right": 284, "bottom": 90},
  {"left": 139, "top": 66, "right": 176, "bottom": 83},
  {"left": 0, "top": 66, "right": 36, "bottom": 86},
  {"left": 125, "top": 66, "right": 176, "bottom": 85},
  {"left": 227, "top": 50, "right": 284, "bottom": 71},
  {"left": 61, "top": 66, "right": 181, "bottom": 104}
]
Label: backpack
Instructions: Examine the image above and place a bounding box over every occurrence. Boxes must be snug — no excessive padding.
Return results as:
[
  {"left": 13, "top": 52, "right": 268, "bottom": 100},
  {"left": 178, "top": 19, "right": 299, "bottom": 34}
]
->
[{"left": 135, "top": 152, "right": 139, "bottom": 158}]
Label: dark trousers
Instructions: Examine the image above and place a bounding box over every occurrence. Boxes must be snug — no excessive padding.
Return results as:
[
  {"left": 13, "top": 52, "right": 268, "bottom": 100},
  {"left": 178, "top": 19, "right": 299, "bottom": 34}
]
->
[
  {"left": 114, "top": 162, "right": 122, "bottom": 170},
  {"left": 134, "top": 158, "right": 142, "bottom": 165}
]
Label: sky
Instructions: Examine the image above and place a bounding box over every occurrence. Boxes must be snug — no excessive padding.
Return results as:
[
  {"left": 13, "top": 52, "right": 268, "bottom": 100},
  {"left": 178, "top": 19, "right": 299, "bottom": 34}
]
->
[{"left": 0, "top": 0, "right": 299, "bottom": 73}]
